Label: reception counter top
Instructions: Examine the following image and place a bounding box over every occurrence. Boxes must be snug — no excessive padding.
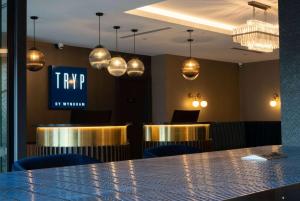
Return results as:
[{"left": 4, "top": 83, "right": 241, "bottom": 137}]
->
[
  {"left": 36, "top": 124, "right": 128, "bottom": 147},
  {"left": 3, "top": 145, "right": 300, "bottom": 200}
]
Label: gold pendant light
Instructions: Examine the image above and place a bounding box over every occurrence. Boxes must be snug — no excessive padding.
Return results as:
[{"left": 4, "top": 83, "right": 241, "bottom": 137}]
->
[
  {"left": 127, "top": 29, "right": 145, "bottom": 77},
  {"left": 27, "top": 16, "right": 45, "bottom": 71},
  {"left": 107, "top": 26, "right": 127, "bottom": 77},
  {"left": 89, "top": 12, "right": 111, "bottom": 69},
  {"left": 181, "top": 30, "right": 200, "bottom": 80}
]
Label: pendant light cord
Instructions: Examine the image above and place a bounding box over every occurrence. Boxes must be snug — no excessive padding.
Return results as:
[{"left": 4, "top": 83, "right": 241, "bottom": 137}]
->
[
  {"left": 189, "top": 32, "right": 192, "bottom": 58},
  {"left": 33, "top": 18, "right": 36, "bottom": 48},
  {"left": 113, "top": 26, "right": 120, "bottom": 52},
  {"left": 95, "top": 12, "right": 104, "bottom": 46},
  {"left": 98, "top": 15, "right": 101, "bottom": 45},
  {"left": 187, "top": 30, "right": 193, "bottom": 58},
  {"left": 131, "top": 29, "right": 138, "bottom": 54},
  {"left": 30, "top": 16, "right": 38, "bottom": 48},
  {"left": 133, "top": 31, "right": 136, "bottom": 54},
  {"left": 116, "top": 28, "right": 118, "bottom": 51}
]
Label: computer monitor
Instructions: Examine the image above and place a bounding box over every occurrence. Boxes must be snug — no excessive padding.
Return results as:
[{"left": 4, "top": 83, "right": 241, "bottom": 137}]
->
[{"left": 171, "top": 110, "right": 200, "bottom": 123}]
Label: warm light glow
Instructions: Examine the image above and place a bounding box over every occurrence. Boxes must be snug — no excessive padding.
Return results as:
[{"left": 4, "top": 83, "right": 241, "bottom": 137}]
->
[
  {"left": 127, "top": 6, "right": 234, "bottom": 34},
  {"left": 107, "top": 56, "right": 127, "bottom": 76},
  {"left": 269, "top": 93, "right": 280, "bottom": 108},
  {"left": 68, "top": 79, "right": 76, "bottom": 85},
  {"left": 144, "top": 124, "right": 210, "bottom": 128},
  {"left": 127, "top": 58, "right": 145, "bottom": 77},
  {"left": 182, "top": 58, "right": 200, "bottom": 80},
  {"left": 144, "top": 124, "right": 211, "bottom": 142},
  {"left": 269, "top": 100, "right": 277, "bottom": 108},
  {"left": 0, "top": 48, "right": 7, "bottom": 54},
  {"left": 37, "top": 125, "right": 128, "bottom": 147},
  {"left": 200, "top": 100, "right": 208, "bottom": 108},
  {"left": 192, "top": 100, "right": 200, "bottom": 108},
  {"left": 89, "top": 46, "right": 111, "bottom": 69},
  {"left": 26, "top": 48, "right": 45, "bottom": 71},
  {"left": 38, "top": 125, "right": 128, "bottom": 130}
]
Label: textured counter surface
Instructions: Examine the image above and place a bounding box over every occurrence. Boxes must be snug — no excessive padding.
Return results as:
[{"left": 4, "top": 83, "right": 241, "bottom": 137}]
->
[{"left": 1, "top": 145, "right": 300, "bottom": 200}]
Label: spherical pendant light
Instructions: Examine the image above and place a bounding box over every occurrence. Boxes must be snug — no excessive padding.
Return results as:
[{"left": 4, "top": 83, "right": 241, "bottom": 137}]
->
[
  {"left": 27, "top": 16, "right": 45, "bottom": 71},
  {"left": 108, "top": 56, "right": 127, "bottom": 77},
  {"left": 127, "top": 58, "right": 145, "bottom": 77},
  {"left": 89, "top": 12, "right": 111, "bottom": 69},
  {"left": 182, "top": 58, "right": 200, "bottom": 80},
  {"left": 107, "top": 26, "right": 127, "bottom": 77},
  {"left": 181, "top": 30, "right": 200, "bottom": 80},
  {"left": 127, "top": 29, "right": 144, "bottom": 77},
  {"left": 89, "top": 45, "right": 111, "bottom": 69},
  {"left": 27, "top": 48, "right": 45, "bottom": 71}
]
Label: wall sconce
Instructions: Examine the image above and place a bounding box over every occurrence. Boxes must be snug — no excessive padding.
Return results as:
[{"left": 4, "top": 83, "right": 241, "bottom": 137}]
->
[
  {"left": 269, "top": 93, "right": 280, "bottom": 108},
  {"left": 192, "top": 99, "right": 200, "bottom": 108},
  {"left": 188, "top": 93, "right": 208, "bottom": 108}
]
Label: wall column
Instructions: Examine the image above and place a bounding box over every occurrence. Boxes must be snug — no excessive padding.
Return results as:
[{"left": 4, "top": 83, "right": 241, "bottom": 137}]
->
[{"left": 279, "top": 0, "right": 300, "bottom": 146}]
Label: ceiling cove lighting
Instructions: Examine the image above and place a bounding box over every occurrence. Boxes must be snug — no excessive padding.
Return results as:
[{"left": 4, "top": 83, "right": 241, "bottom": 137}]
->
[
  {"left": 127, "top": 29, "right": 145, "bottom": 77},
  {"left": 89, "top": 12, "right": 111, "bottom": 70},
  {"left": 27, "top": 16, "right": 45, "bottom": 71},
  {"left": 182, "top": 30, "right": 200, "bottom": 81},
  {"left": 126, "top": 6, "right": 234, "bottom": 35},
  {"left": 107, "top": 26, "right": 127, "bottom": 77},
  {"left": 232, "top": 1, "right": 279, "bottom": 53}
]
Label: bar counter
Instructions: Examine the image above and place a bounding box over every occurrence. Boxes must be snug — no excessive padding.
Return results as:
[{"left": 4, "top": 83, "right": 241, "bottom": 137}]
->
[
  {"left": 2, "top": 145, "right": 300, "bottom": 200},
  {"left": 29, "top": 124, "right": 130, "bottom": 162}
]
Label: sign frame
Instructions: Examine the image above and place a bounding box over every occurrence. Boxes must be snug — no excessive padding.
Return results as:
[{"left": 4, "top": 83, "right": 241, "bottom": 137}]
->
[{"left": 48, "top": 65, "right": 87, "bottom": 110}]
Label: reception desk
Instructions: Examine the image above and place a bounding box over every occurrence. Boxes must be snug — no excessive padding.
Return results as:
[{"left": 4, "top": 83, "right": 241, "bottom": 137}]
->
[
  {"left": 143, "top": 123, "right": 212, "bottom": 151},
  {"left": 28, "top": 124, "right": 130, "bottom": 162}
]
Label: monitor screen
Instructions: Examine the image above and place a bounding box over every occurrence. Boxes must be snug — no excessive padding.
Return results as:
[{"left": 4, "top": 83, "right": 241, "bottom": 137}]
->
[{"left": 171, "top": 110, "right": 200, "bottom": 123}]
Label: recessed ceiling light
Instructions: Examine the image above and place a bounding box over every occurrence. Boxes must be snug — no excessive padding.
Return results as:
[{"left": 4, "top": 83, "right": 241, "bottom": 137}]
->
[{"left": 126, "top": 6, "right": 235, "bottom": 35}]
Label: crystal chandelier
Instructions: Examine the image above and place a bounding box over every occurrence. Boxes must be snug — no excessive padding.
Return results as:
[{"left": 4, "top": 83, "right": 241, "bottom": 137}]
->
[{"left": 232, "top": 1, "right": 279, "bottom": 53}]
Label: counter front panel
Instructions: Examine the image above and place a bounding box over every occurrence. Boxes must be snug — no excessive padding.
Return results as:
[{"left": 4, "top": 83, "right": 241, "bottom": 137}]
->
[
  {"left": 144, "top": 124, "right": 211, "bottom": 142},
  {"left": 30, "top": 124, "right": 130, "bottom": 162},
  {"left": 37, "top": 125, "right": 128, "bottom": 147},
  {"left": 143, "top": 123, "right": 212, "bottom": 152}
]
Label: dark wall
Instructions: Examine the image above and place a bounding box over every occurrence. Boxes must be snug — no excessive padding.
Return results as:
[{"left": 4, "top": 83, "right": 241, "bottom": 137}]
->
[
  {"left": 240, "top": 60, "right": 281, "bottom": 121},
  {"left": 27, "top": 41, "right": 152, "bottom": 159},
  {"left": 279, "top": 0, "right": 300, "bottom": 146},
  {"left": 151, "top": 54, "right": 241, "bottom": 123},
  {"left": 112, "top": 52, "right": 152, "bottom": 159}
]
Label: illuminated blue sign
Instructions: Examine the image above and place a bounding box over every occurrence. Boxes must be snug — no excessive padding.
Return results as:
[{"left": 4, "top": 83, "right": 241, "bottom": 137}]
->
[{"left": 49, "top": 66, "right": 87, "bottom": 109}]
